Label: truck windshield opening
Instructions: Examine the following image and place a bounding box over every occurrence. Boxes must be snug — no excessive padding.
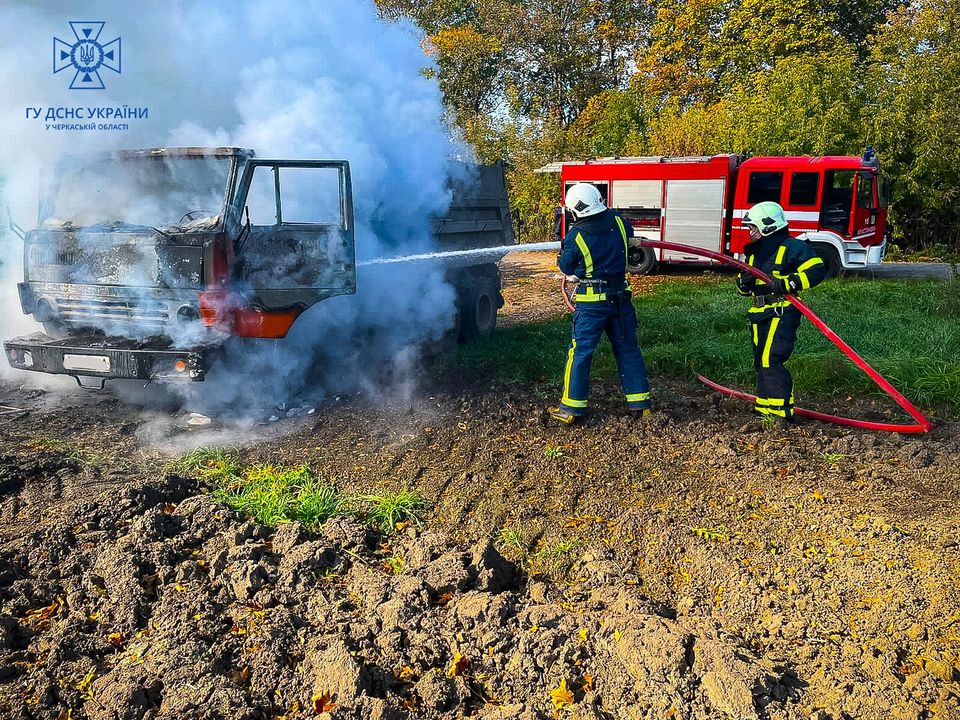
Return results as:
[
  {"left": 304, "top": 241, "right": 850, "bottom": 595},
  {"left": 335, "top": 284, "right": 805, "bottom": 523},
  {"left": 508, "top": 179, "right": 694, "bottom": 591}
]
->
[{"left": 40, "top": 155, "right": 232, "bottom": 231}]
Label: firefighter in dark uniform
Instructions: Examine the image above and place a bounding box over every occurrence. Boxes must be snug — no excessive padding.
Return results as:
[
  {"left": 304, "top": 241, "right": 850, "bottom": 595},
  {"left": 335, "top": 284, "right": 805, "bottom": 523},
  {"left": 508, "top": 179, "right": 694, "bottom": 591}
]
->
[
  {"left": 736, "top": 201, "right": 827, "bottom": 424},
  {"left": 549, "top": 183, "right": 652, "bottom": 425}
]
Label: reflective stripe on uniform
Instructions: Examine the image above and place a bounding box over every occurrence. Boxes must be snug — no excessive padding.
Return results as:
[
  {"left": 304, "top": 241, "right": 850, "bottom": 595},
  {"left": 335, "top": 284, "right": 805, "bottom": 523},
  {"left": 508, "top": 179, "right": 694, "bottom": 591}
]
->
[
  {"left": 761, "top": 317, "right": 780, "bottom": 368},
  {"left": 752, "top": 324, "right": 759, "bottom": 345},
  {"left": 574, "top": 233, "right": 593, "bottom": 277},
  {"left": 775, "top": 245, "right": 787, "bottom": 265},
  {"left": 796, "top": 256, "right": 824, "bottom": 289},
  {"left": 748, "top": 300, "right": 792, "bottom": 313},
  {"left": 626, "top": 392, "right": 650, "bottom": 403},
  {"left": 615, "top": 215, "right": 629, "bottom": 268},
  {"left": 561, "top": 339, "right": 588, "bottom": 408}
]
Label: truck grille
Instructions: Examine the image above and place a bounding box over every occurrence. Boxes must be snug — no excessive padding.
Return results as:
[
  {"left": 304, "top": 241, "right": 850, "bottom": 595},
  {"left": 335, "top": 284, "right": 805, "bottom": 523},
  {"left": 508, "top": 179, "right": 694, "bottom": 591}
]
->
[{"left": 56, "top": 297, "right": 169, "bottom": 328}]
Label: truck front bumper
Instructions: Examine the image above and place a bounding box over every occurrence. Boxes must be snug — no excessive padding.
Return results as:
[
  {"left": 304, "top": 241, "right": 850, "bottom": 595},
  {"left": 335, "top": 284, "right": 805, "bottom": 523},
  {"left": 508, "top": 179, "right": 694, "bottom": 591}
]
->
[{"left": 3, "top": 333, "right": 216, "bottom": 383}]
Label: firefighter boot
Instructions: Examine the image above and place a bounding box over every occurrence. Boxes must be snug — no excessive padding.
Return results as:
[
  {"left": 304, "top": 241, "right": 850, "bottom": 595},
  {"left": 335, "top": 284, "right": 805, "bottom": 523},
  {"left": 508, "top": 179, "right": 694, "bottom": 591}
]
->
[
  {"left": 548, "top": 406, "right": 581, "bottom": 426},
  {"left": 629, "top": 408, "right": 652, "bottom": 420}
]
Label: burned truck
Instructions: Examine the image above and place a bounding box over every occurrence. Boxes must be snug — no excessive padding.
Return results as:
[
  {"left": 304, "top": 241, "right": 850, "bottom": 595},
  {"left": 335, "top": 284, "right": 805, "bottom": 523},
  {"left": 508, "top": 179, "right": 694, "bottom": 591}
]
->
[{"left": 3, "top": 147, "right": 513, "bottom": 385}]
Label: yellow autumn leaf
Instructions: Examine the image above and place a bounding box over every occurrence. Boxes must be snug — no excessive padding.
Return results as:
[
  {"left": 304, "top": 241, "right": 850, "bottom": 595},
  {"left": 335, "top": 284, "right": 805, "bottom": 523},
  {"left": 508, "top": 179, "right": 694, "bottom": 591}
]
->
[
  {"left": 447, "top": 651, "right": 470, "bottom": 678},
  {"left": 581, "top": 674, "right": 594, "bottom": 691},
  {"left": 577, "top": 628, "right": 589, "bottom": 642},
  {"left": 811, "top": 490, "right": 826, "bottom": 503},
  {"left": 614, "top": 629, "right": 624, "bottom": 642},
  {"left": 312, "top": 690, "right": 336, "bottom": 713},
  {"left": 550, "top": 678, "right": 575, "bottom": 711}
]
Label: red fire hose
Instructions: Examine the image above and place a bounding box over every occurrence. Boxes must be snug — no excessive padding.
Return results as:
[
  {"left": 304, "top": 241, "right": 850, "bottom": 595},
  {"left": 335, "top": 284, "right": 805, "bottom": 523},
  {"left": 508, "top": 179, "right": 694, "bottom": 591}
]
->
[{"left": 560, "top": 239, "right": 932, "bottom": 433}]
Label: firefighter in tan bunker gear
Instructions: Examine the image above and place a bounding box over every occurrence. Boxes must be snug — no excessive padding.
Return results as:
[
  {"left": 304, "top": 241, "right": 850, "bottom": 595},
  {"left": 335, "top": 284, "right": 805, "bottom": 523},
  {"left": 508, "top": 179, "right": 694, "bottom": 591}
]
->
[{"left": 736, "top": 201, "right": 827, "bottom": 424}]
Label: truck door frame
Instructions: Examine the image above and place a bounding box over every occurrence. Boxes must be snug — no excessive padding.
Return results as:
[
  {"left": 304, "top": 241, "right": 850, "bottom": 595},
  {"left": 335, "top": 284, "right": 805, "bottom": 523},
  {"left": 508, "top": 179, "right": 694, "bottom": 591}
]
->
[{"left": 229, "top": 159, "right": 356, "bottom": 312}]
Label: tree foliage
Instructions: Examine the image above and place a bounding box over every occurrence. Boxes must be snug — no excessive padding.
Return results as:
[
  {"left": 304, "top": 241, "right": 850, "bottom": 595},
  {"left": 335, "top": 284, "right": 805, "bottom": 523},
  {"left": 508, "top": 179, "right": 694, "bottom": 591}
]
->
[{"left": 380, "top": 0, "right": 960, "bottom": 249}]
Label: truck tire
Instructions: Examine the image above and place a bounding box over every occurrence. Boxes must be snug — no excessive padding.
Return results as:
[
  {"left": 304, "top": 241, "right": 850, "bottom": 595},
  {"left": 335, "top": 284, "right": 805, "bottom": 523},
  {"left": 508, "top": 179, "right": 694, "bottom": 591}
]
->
[
  {"left": 458, "top": 275, "right": 499, "bottom": 341},
  {"left": 627, "top": 241, "right": 658, "bottom": 275},
  {"left": 814, "top": 245, "right": 843, "bottom": 279}
]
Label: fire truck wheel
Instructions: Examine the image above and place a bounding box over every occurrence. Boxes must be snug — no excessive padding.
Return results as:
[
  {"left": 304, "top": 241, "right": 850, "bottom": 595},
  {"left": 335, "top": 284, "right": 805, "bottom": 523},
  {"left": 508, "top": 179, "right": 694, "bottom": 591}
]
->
[
  {"left": 458, "top": 276, "right": 499, "bottom": 341},
  {"left": 627, "top": 244, "right": 658, "bottom": 275},
  {"left": 815, "top": 245, "right": 843, "bottom": 279}
]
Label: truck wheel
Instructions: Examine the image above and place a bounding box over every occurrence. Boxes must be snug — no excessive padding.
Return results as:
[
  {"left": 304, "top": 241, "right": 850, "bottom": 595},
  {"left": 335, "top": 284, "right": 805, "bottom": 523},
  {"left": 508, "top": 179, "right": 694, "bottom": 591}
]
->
[
  {"left": 458, "top": 276, "right": 499, "bottom": 341},
  {"left": 815, "top": 245, "right": 843, "bottom": 279},
  {"left": 627, "top": 242, "right": 658, "bottom": 275}
]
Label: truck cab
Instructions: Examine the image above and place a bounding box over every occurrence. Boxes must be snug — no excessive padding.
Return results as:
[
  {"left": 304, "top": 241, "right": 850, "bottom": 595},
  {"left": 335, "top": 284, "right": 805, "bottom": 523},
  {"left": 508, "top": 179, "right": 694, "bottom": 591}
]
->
[
  {"left": 4, "top": 148, "right": 514, "bottom": 385},
  {"left": 5, "top": 147, "right": 357, "bottom": 383},
  {"left": 730, "top": 148, "right": 888, "bottom": 275}
]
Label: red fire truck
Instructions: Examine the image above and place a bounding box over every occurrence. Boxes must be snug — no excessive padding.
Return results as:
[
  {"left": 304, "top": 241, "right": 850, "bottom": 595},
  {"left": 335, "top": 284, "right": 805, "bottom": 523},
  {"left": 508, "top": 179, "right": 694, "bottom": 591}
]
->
[{"left": 538, "top": 149, "right": 889, "bottom": 276}]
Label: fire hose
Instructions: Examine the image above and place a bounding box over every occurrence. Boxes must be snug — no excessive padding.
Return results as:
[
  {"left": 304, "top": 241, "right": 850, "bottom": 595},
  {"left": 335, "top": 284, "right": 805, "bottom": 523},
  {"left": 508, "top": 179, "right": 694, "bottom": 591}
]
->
[{"left": 560, "top": 238, "right": 932, "bottom": 434}]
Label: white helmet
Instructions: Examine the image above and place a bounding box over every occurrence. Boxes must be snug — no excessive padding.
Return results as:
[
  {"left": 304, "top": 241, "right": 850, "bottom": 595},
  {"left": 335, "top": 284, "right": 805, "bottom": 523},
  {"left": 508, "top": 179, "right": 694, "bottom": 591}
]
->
[{"left": 565, "top": 183, "right": 606, "bottom": 219}]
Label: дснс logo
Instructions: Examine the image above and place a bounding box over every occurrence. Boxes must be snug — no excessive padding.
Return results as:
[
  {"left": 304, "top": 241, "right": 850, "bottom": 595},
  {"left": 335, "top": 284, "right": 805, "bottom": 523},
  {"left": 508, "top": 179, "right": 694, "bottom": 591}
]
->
[{"left": 54, "top": 22, "right": 121, "bottom": 90}]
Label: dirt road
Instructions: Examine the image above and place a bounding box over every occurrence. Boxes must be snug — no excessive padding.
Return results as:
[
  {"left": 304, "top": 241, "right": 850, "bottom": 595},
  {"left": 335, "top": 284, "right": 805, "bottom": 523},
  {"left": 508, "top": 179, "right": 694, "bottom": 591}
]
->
[{"left": 1, "top": 256, "right": 958, "bottom": 720}]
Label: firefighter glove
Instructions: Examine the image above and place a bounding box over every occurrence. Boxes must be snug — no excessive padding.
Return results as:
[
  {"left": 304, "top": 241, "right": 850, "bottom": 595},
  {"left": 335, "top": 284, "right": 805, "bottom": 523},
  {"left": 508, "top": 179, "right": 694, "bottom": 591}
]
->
[
  {"left": 736, "top": 274, "right": 756, "bottom": 296},
  {"left": 769, "top": 276, "right": 798, "bottom": 295}
]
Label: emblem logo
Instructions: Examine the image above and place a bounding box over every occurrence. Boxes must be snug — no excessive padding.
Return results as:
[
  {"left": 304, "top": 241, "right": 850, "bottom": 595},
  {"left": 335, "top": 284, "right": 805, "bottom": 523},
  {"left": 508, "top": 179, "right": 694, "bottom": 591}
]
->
[{"left": 53, "top": 22, "right": 121, "bottom": 90}]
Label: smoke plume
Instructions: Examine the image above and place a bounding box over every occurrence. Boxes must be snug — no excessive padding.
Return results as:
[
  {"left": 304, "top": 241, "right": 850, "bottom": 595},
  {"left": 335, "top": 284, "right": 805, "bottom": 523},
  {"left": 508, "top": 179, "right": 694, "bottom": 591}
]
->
[{"left": 0, "top": 0, "right": 471, "bottom": 416}]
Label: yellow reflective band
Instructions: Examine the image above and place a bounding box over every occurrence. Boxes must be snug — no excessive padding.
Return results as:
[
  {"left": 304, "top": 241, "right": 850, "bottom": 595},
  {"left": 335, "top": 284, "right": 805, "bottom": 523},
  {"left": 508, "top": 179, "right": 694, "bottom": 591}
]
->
[
  {"left": 752, "top": 324, "right": 759, "bottom": 346},
  {"left": 575, "top": 286, "right": 606, "bottom": 302},
  {"left": 762, "top": 317, "right": 780, "bottom": 368},
  {"left": 748, "top": 300, "right": 792, "bottom": 313},
  {"left": 626, "top": 392, "right": 650, "bottom": 402},
  {"left": 561, "top": 339, "right": 588, "bottom": 408},
  {"left": 748, "top": 255, "right": 755, "bottom": 266},
  {"left": 615, "top": 216, "right": 628, "bottom": 268},
  {"left": 756, "top": 406, "right": 787, "bottom": 417},
  {"left": 775, "top": 245, "right": 787, "bottom": 266},
  {"left": 796, "top": 257, "right": 822, "bottom": 290},
  {"left": 574, "top": 233, "right": 593, "bottom": 277},
  {"left": 755, "top": 397, "right": 770, "bottom": 406},
  {"left": 765, "top": 397, "right": 786, "bottom": 406}
]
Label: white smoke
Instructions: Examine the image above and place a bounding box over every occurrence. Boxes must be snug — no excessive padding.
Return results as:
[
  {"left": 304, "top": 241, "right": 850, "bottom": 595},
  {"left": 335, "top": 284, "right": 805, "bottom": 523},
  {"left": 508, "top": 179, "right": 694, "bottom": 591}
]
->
[{"left": 0, "top": 0, "right": 471, "bottom": 411}]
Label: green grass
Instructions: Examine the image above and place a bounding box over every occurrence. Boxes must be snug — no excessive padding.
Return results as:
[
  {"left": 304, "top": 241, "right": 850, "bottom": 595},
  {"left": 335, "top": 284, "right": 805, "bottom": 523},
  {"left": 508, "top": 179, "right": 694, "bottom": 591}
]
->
[
  {"left": 449, "top": 276, "right": 960, "bottom": 412},
  {"left": 213, "top": 463, "right": 343, "bottom": 529},
  {"left": 353, "top": 490, "right": 427, "bottom": 534},
  {"left": 172, "top": 449, "right": 429, "bottom": 533},
  {"left": 167, "top": 447, "right": 243, "bottom": 484}
]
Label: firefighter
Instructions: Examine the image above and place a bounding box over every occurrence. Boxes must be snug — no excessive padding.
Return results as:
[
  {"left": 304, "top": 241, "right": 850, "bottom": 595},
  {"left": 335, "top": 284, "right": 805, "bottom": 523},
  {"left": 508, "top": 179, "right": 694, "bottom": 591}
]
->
[
  {"left": 736, "top": 201, "right": 827, "bottom": 424},
  {"left": 548, "top": 183, "right": 652, "bottom": 425}
]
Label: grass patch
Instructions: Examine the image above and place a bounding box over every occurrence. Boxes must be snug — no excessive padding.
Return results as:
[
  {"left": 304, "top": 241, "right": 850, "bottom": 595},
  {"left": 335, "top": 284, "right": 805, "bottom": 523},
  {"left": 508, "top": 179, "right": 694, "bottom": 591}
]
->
[
  {"left": 449, "top": 276, "right": 960, "bottom": 411},
  {"left": 353, "top": 490, "right": 427, "bottom": 534},
  {"left": 167, "top": 447, "right": 243, "bottom": 484},
  {"left": 213, "top": 463, "right": 343, "bottom": 529},
  {"left": 173, "top": 449, "right": 430, "bottom": 534}
]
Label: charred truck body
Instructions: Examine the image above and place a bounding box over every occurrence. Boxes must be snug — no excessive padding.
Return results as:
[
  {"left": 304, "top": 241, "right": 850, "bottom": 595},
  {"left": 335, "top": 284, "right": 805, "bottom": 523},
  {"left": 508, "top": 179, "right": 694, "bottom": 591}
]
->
[{"left": 4, "top": 148, "right": 513, "bottom": 384}]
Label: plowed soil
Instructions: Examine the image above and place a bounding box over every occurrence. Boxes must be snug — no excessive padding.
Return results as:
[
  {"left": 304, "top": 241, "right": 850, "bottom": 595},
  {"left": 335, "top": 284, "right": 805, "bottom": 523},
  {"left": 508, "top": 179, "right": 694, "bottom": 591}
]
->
[{"left": 0, "top": 252, "right": 958, "bottom": 720}]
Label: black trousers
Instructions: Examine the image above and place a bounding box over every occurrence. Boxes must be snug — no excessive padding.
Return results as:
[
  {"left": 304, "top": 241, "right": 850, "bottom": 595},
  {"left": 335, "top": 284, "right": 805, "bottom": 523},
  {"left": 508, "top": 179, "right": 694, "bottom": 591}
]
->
[{"left": 750, "top": 308, "right": 801, "bottom": 418}]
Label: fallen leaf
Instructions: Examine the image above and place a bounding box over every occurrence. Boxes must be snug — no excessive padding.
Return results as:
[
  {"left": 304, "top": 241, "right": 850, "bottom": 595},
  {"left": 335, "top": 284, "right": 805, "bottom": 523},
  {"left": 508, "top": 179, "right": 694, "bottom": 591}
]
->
[
  {"left": 447, "top": 651, "right": 470, "bottom": 678},
  {"left": 550, "top": 678, "right": 575, "bottom": 712},
  {"left": 581, "top": 674, "right": 594, "bottom": 692},
  {"left": 396, "top": 665, "right": 416, "bottom": 681},
  {"left": 75, "top": 667, "right": 96, "bottom": 698},
  {"left": 231, "top": 666, "right": 251, "bottom": 685},
  {"left": 162, "top": 503, "right": 176, "bottom": 514},
  {"left": 106, "top": 632, "right": 125, "bottom": 648},
  {"left": 434, "top": 592, "right": 453, "bottom": 607},
  {"left": 811, "top": 490, "right": 826, "bottom": 503},
  {"left": 577, "top": 628, "right": 589, "bottom": 642},
  {"left": 24, "top": 598, "right": 63, "bottom": 627},
  {"left": 312, "top": 690, "right": 336, "bottom": 713}
]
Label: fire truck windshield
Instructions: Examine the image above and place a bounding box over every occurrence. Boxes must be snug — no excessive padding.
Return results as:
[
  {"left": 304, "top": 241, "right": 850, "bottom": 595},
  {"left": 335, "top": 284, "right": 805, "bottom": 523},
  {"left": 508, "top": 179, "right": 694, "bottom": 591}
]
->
[{"left": 39, "top": 155, "right": 232, "bottom": 231}]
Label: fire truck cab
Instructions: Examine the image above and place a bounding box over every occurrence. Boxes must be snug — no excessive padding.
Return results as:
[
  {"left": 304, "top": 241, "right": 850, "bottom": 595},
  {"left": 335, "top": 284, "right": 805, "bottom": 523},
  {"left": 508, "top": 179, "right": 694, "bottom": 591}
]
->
[{"left": 539, "top": 149, "right": 888, "bottom": 277}]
